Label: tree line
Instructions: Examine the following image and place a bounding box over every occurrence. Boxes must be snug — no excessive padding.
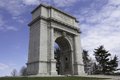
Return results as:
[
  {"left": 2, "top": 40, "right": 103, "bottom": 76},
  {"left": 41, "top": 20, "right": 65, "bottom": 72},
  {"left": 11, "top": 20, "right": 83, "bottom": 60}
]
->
[
  {"left": 11, "top": 45, "right": 119, "bottom": 76},
  {"left": 11, "top": 66, "right": 27, "bottom": 77},
  {"left": 83, "top": 45, "right": 119, "bottom": 75}
]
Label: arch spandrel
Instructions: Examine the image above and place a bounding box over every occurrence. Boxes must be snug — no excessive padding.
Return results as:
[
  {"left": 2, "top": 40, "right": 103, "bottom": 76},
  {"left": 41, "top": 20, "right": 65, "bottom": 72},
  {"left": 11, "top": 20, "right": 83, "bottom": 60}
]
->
[{"left": 54, "top": 30, "right": 73, "bottom": 51}]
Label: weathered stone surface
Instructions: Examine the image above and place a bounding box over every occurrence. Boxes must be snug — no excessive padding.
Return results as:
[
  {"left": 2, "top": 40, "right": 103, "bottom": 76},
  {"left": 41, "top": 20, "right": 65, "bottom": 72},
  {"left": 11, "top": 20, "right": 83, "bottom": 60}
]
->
[{"left": 27, "top": 4, "right": 85, "bottom": 76}]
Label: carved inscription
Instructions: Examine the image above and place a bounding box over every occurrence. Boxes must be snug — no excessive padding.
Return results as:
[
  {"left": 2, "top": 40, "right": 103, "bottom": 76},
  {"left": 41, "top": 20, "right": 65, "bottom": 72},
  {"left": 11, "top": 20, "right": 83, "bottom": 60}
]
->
[{"left": 53, "top": 10, "right": 74, "bottom": 26}]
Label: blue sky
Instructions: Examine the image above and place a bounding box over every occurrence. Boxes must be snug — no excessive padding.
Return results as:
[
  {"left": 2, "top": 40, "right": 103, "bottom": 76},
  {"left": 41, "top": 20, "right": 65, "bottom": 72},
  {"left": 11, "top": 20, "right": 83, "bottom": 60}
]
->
[{"left": 0, "top": 0, "right": 120, "bottom": 76}]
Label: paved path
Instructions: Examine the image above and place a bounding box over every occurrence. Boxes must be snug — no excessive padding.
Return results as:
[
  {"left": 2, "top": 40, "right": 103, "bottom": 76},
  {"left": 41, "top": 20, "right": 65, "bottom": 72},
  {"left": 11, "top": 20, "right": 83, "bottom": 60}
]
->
[
  {"left": 82, "top": 75, "right": 120, "bottom": 80},
  {"left": 28, "top": 74, "right": 120, "bottom": 80}
]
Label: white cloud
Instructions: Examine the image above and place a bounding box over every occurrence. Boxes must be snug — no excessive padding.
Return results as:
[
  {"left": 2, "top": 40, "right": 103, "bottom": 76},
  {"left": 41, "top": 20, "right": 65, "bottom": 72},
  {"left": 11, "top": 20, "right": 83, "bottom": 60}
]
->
[
  {"left": 0, "top": 0, "right": 80, "bottom": 27},
  {"left": 22, "top": 0, "right": 78, "bottom": 7},
  {"left": 0, "top": 0, "right": 28, "bottom": 29},
  {"left": 0, "top": 15, "right": 18, "bottom": 31},
  {"left": 75, "top": 0, "right": 120, "bottom": 65},
  {"left": 109, "top": 0, "right": 120, "bottom": 5},
  {"left": 12, "top": 16, "right": 26, "bottom": 24},
  {"left": 0, "top": 63, "right": 17, "bottom": 76},
  {"left": 0, "top": 0, "right": 79, "bottom": 32},
  {"left": 5, "top": 26, "right": 18, "bottom": 31},
  {"left": 0, "top": 63, "right": 9, "bottom": 70},
  {"left": 22, "top": 0, "right": 41, "bottom": 5},
  {"left": 0, "top": 16, "right": 5, "bottom": 30},
  {"left": 53, "top": 0, "right": 78, "bottom": 7},
  {"left": 0, "top": 0, "right": 27, "bottom": 16}
]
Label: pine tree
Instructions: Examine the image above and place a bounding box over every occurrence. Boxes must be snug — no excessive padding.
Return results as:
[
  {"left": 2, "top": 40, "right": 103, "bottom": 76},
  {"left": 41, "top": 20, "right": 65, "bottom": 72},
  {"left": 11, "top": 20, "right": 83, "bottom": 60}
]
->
[
  {"left": 94, "top": 45, "right": 119, "bottom": 74},
  {"left": 108, "top": 55, "right": 118, "bottom": 73},
  {"left": 83, "top": 50, "right": 90, "bottom": 63},
  {"left": 82, "top": 50, "right": 90, "bottom": 73},
  {"left": 94, "top": 45, "right": 111, "bottom": 74},
  {"left": 82, "top": 50, "right": 90, "bottom": 64},
  {"left": 20, "top": 66, "right": 27, "bottom": 76},
  {"left": 83, "top": 50, "right": 98, "bottom": 74}
]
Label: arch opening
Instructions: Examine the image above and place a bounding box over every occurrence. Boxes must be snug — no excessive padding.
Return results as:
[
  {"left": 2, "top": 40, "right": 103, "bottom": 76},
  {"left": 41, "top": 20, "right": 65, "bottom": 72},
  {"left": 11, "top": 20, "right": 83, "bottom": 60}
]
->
[{"left": 54, "top": 37, "right": 72, "bottom": 75}]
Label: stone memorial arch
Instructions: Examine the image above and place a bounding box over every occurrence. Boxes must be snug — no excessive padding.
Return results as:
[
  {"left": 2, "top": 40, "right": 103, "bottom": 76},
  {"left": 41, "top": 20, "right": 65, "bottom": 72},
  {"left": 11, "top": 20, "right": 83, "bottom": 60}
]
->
[{"left": 27, "top": 4, "right": 85, "bottom": 76}]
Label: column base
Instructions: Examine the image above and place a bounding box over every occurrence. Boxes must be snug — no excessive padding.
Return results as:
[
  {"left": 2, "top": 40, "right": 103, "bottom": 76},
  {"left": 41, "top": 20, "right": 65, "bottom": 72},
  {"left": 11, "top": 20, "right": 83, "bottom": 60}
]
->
[
  {"left": 50, "top": 71, "right": 57, "bottom": 75},
  {"left": 50, "top": 59, "right": 57, "bottom": 75},
  {"left": 74, "top": 62, "right": 85, "bottom": 75}
]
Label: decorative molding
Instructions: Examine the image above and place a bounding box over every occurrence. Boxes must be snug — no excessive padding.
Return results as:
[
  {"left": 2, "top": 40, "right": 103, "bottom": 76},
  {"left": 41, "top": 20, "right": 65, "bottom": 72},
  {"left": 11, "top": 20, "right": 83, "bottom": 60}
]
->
[
  {"left": 62, "top": 32, "right": 67, "bottom": 37},
  {"left": 27, "top": 60, "right": 50, "bottom": 65},
  {"left": 74, "top": 62, "right": 84, "bottom": 66},
  {"left": 31, "top": 4, "right": 79, "bottom": 22},
  {"left": 28, "top": 16, "right": 81, "bottom": 34}
]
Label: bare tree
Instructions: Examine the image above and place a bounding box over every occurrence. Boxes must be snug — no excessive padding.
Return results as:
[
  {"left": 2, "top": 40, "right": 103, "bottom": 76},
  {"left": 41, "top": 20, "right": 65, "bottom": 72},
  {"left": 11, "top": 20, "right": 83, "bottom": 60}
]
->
[{"left": 11, "top": 69, "right": 17, "bottom": 77}]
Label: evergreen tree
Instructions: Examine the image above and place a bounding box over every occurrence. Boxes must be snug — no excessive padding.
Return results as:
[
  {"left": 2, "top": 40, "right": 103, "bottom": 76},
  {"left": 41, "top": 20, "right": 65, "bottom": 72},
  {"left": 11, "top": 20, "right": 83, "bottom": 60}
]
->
[
  {"left": 108, "top": 55, "right": 118, "bottom": 73},
  {"left": 82, "top": 50, "right": 90, "bottom": 63},
  {"left": 20, "top": 66, "right": 27, "bottom": 76},
  {"left": 82, "top": 50, "right": 92, "bottom": 73},
  {"left": 94, "top": 45, "right": 111, "bottom": 74},
  {"left": 82, "top": 50, "right": 97, "bottom": 74},
  {"left": 94, "top": 45, "right": 118, "bottom": 74}
]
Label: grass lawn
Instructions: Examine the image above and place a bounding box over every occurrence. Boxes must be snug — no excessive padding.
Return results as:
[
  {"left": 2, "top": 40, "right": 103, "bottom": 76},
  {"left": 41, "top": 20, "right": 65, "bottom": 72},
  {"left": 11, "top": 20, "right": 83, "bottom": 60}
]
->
[{"left": 0, "top": 76, "right": 108, "bottom": 80}]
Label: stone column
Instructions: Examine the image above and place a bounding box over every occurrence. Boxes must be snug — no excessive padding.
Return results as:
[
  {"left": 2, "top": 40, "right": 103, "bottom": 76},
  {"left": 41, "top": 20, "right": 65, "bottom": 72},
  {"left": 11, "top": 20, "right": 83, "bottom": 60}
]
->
[
  {"left": 74, "top": 34, "right": 85, "bottom": 75},
  {"left": 71, "top": 50, "right": 74, "bottom": 75},
  {"left": 50, "top": 27, "right": 57, "bottom": 75}
]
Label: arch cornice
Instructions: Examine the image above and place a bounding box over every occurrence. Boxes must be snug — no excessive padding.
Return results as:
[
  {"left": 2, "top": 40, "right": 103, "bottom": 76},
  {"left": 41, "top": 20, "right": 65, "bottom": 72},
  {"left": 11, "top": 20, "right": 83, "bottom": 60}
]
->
[{"left": 28, "top": 15, "right": 81, "bottom": 34}]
